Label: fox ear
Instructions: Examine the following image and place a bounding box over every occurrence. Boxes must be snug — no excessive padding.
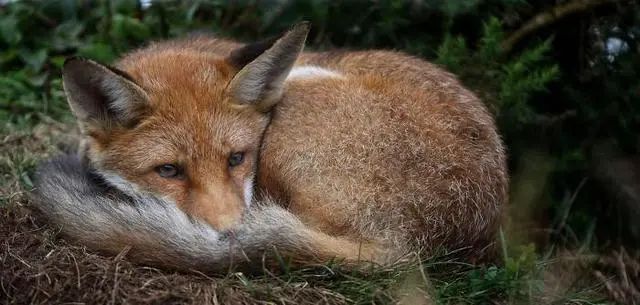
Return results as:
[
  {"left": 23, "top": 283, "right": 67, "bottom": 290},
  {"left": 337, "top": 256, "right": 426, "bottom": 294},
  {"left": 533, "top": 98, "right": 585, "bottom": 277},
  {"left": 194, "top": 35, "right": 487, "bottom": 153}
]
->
[
  {"left": 226, "top": 22, "right": 310, "bottom": 112},
  {"left": 62, "top": 57, "right": 149, "bottom": 131}
]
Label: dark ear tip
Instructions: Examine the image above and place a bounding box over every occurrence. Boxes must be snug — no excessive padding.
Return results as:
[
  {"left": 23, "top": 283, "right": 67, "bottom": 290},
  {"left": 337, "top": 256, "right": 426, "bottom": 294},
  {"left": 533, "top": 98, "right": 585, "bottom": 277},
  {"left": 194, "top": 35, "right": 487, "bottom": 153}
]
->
[{"left": 63, "top": 56, "right": 91, "bottom": 69}]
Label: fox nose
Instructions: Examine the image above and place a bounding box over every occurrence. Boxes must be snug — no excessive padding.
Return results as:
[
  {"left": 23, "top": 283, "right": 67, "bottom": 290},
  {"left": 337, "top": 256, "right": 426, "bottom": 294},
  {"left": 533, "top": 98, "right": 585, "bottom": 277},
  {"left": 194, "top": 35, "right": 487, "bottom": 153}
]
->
[{"left": 190, "top": 188, "right": 243, "bottom": 230}]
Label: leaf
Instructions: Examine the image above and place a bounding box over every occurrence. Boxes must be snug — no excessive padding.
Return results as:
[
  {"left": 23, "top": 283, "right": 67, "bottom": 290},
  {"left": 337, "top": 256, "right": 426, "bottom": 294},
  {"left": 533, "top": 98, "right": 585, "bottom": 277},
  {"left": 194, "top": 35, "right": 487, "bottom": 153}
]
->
[
  {"left": 78, "top": 43, "right": 117, "bottom": 63},
  {"left": 52, "top": 20, "right": 85, "bottom": 51},
  {"left": 28, "top": 73, "right": 48, "bottom": 87},
  {"left": 436, "top": 34, "right": 468, "bottom": 71},
  {"left": 478, "top": 17, "right": 504, "bottom": 61},
  {"left": 0, "top": 16, "right": 22, "bottom": 46},
  {"left": 50, "top": 56, "right": 67, "bottom": 69},
  {"left": 111, "top": 14, "right": 151, "bottom": 42},
  {"left": 19, "top": 49, "right": 48, "bottom": 72},
  {"left": 0, "top": 48, "right": 18, "bottom": 66},
  {"left": 186, "top": 0, "right": 202, "bottom": 22}
]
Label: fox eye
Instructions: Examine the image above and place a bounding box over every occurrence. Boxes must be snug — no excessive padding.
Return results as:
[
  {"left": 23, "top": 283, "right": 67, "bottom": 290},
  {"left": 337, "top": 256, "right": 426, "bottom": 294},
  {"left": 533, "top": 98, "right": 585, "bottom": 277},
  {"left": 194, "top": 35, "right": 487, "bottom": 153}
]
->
[
  {"left": 228, "top": 152, "right": 245, "bottom": 167},
  {"left": 155, "top": 164, "right": 181, "bottom": 178}
]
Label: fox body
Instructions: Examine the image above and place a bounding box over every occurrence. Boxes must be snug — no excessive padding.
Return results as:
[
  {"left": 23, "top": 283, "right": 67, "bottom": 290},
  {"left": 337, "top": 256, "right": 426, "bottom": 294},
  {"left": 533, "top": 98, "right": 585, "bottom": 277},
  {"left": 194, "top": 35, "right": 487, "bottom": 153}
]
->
[{"left": 34, "top": 24, "right": 508, "bottom": 270}]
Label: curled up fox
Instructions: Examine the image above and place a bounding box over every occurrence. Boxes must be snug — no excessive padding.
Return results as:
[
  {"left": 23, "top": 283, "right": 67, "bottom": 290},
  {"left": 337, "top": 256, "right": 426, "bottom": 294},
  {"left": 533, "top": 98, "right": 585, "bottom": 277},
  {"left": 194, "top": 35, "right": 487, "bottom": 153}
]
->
[{"left": 33, "top": 23, "right": 508, "bottom": 272}]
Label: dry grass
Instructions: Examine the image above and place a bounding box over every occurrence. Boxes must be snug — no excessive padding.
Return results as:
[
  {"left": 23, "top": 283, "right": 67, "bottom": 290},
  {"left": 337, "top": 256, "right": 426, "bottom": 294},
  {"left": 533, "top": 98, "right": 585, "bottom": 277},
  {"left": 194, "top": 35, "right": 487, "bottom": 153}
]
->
[
  {"left": 0, "top": 204, "right": 360, "bottom": 305},
  {"left": 594, "top": 249, "right": 640, "bottom": 304}
]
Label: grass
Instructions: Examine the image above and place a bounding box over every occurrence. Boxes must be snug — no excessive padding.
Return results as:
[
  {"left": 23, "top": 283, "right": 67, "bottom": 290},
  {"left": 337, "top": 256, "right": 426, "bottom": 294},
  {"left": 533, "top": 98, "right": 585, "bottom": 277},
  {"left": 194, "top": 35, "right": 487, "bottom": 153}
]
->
[{"left": 0, "top": 111, "right": 621, "bottom": 304}]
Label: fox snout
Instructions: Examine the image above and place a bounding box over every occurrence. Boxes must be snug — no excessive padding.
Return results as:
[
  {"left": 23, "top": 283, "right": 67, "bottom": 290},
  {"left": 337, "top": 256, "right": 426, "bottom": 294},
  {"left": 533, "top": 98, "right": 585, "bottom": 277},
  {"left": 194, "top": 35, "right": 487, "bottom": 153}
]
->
[{"left": 189, "top": 185, "right": 245, "bottom": 230}]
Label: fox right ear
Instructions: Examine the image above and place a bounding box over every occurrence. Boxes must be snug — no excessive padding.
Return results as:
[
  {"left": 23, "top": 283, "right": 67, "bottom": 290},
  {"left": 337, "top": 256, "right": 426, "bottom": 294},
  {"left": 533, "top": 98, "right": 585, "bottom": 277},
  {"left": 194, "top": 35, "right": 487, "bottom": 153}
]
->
[
  {"left": 62, "top": 57, "right": 149, "bottom": 131},
  {"left": 226, "top": 22, "right": 309, "bottom": 112}
]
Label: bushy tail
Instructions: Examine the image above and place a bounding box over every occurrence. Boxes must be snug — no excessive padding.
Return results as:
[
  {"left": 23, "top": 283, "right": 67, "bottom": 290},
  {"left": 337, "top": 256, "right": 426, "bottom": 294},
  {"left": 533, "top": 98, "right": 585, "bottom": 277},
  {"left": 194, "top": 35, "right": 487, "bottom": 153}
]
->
[{"left": 32, "top": 155, "right": 380, "bottom": 273}]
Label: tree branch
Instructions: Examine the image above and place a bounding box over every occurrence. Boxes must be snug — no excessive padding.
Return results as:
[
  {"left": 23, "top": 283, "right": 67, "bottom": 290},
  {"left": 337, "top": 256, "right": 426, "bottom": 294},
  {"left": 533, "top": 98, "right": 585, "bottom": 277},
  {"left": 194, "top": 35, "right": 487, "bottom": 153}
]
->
[{"left": 502, "top": 0, "right": 620, "bottom": 54}]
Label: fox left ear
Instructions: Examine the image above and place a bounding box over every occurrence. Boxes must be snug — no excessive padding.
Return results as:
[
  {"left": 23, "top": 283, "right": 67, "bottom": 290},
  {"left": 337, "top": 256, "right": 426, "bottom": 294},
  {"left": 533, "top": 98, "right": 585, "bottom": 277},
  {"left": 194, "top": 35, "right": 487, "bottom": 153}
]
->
[
  {"left": 226, "top": 22, "right": 310, "bottom": 112},
  {"left": 62, "top": 57, "right": 149, "bottom": 132}
]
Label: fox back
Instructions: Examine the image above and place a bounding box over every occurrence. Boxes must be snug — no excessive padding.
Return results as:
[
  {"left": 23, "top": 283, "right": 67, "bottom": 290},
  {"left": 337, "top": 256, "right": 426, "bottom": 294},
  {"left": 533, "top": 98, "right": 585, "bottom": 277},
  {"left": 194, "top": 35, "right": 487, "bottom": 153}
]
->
[
  {"left": 261, "top": 51, "right": 508, "bottom": 257},
  {"left": 58, "top": 24, "right": 507, "bottom": 263}
]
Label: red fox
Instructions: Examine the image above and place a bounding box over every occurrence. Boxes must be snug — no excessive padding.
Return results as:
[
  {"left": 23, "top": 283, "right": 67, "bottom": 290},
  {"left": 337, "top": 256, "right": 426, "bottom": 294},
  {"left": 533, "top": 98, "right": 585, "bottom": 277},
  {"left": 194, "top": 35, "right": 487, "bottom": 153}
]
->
[{"left": 33, "top": 23, "right": 508, "bottom": 271}]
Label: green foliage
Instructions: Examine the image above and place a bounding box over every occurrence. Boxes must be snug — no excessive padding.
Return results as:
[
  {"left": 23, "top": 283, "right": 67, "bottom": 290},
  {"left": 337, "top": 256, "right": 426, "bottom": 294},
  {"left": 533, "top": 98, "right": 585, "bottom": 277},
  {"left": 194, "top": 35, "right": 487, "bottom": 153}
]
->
[
  {"left": 498, "top": 40, "right": 559, "bottom": 121},
  {"left": 478, "top": 17, "right": 504, "bottom": 61},
  {"left": 436, "top": 17, "right": 560, "bottom": 127},
  {"left": 436, "top": 35, "right": 468, "bottom": 70},
  {"left": 0, "top": 71, "right": 68, "bottom": 127},
  {"left": 435, "top": 245, "right": 540, "bottom": 304}
]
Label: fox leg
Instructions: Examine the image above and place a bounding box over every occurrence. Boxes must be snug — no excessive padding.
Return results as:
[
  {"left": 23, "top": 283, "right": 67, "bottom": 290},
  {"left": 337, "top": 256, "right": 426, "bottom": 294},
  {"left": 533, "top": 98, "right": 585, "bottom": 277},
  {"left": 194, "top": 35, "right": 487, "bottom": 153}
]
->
[{"left": 302, "top": 230, "right": 396, "bottom": 265}]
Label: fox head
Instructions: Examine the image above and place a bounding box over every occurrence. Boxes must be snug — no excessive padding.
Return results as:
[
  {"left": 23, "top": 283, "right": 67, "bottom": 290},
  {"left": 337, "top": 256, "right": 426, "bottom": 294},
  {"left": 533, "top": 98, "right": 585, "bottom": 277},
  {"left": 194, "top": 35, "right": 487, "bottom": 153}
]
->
[{"left": 61, "top": 23, "right": 309, "bottom": 230}]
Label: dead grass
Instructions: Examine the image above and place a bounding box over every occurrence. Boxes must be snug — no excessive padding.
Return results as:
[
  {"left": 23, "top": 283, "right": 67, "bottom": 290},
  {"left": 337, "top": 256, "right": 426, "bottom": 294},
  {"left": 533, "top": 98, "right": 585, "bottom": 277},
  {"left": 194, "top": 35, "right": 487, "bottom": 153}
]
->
[
  {"left": 594, "top": 248, "right": 640, "bottom": 304},
  {"left": 0, "top": 204, "right": 361, "bottom": 305}
]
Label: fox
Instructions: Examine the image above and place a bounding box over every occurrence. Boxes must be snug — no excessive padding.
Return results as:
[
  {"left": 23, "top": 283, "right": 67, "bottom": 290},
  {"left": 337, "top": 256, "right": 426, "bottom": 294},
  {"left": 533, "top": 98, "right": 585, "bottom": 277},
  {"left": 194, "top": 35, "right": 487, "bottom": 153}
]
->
[{"left": 33, "top": 23, "right": 508, "bottom": 272}]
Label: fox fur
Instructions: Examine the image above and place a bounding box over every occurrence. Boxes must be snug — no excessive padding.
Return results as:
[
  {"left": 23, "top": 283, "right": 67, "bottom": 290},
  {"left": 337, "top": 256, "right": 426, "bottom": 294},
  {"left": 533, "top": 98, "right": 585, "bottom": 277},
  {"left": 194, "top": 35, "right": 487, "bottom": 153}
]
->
[{"left": 33, "top": 23, "right": 508, "bottom": 271}]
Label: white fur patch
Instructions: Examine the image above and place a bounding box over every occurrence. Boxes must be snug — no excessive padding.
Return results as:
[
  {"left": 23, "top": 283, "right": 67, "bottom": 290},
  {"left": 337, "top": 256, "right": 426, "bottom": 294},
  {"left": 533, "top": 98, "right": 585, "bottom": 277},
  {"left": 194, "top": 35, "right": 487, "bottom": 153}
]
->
[
  {"left": 100, "top": 171, "right": 144, "bottom": 198},
  {"left": 243, "top": 176, "right": 254, "bottom": 208},
  {"left": 99, "top": 171, "right": 183, "bottom": 207},
  {"left": 99, "top": 75, "right": 147, "bottom": 123},
  {"left": 101, "top": 79, "right": 132, "bottom": 112},
  {"left": 287, "top": 66, "right": 343, "bottom": 80}
]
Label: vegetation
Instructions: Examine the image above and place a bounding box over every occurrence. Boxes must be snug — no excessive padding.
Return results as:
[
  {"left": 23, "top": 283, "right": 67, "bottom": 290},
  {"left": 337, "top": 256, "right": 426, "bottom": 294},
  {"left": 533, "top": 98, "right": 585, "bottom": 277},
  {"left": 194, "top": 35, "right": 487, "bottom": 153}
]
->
[{"left": 1, "top": 0, "right": 638, "bottom": 304}]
